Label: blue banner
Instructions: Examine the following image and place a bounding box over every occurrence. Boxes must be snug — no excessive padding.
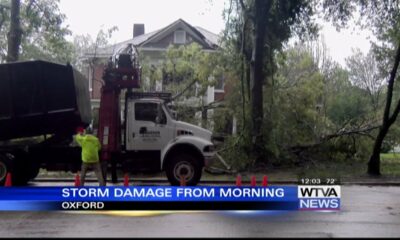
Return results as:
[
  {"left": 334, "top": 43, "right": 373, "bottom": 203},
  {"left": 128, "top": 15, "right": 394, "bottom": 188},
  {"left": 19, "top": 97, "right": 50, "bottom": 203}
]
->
[
  {"left": 0, "top": 186, "right": 296, "bottom": 201},
  {"left": 0, "top": 186, "right": 340, "bottom": 211}
]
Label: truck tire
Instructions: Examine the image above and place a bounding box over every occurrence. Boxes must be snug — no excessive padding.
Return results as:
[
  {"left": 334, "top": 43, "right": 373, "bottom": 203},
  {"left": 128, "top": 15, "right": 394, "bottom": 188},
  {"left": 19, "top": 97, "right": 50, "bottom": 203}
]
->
[
  {"left": 0, "top": 153, "right": 27, "bottom": 185},
  {"left": 0, "top": 154, "right": 12, "bottom": 186},
  {"left": 166, "top": 153, "right": 202, "bottom": 186}
]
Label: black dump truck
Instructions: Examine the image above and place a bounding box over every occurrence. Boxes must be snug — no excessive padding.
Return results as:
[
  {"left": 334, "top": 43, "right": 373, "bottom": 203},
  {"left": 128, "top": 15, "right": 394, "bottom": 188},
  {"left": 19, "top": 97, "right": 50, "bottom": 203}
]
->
[{"left": 0, "top": 60, "right": 91, "bottom": 185}]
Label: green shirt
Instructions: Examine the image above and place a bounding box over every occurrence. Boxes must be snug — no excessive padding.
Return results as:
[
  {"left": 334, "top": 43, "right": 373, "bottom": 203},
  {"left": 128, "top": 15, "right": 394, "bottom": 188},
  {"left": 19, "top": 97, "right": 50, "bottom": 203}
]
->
[{"left": 75, "top": 134, "right": 101, "bottom": 163}]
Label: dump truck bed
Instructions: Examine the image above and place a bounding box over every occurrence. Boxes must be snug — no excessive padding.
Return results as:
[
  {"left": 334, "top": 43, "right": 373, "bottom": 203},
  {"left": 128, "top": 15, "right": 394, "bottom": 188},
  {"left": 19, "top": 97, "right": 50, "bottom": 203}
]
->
[{"left": 0, "top": 60, "right": 91, "bottom": 140}]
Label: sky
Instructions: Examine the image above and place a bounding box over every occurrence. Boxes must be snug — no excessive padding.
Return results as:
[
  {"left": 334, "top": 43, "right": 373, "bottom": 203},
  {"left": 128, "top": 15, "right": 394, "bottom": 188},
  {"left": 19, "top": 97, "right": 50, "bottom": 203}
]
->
[{"left": 58, "top": 0, "right": 373, "bottom": 67}]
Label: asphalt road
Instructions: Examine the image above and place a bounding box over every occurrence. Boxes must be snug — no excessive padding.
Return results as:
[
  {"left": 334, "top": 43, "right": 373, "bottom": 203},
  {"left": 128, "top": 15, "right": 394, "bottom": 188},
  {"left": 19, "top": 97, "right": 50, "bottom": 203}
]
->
[{"left": 0, "top": 185, "right": 399, "bottom": 238}]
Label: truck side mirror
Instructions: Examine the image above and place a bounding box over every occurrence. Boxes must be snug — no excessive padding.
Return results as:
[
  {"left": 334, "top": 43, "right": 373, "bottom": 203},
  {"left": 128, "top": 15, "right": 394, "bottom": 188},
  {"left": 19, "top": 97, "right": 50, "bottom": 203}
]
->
[
  {"left": 156, "top": 104, "right": 166, "bottom": 125},
  {"left": 156, "top": 114, "right": 166, "bottom": 125},
  {"left": 155, "top": 116, "right": 161, "bottom": 124}
]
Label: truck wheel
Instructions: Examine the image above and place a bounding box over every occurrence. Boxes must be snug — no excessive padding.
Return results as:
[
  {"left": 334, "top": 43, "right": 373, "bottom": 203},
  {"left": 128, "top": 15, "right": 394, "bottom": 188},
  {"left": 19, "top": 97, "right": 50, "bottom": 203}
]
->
[
  {"left": 0, "top": 154, "right": 11, "bottom": 185},
  {"left": 166, "top": 153, "right": 202, "bottom": 186}
]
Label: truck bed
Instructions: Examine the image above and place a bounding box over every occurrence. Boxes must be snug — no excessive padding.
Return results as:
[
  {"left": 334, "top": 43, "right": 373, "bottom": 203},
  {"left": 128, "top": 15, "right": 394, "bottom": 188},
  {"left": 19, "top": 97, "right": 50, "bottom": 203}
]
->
[{"left": 0, "top": 60, "right": 91, "bottom": 140}]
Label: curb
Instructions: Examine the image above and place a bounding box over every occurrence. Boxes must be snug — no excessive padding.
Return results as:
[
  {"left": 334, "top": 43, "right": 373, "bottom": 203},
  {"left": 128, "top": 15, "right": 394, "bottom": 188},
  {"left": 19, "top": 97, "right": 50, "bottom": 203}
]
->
[{"left": 32, "top": 178, "right": 400, "bottom": 186}]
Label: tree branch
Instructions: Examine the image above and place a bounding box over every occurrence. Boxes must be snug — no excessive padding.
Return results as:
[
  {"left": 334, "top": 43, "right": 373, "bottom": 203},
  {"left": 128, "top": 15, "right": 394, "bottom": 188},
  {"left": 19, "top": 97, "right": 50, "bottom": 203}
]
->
[
  {"left": 289, "top": 125, "right": 380, "bottom": 153},
  {"left": 0, "top": 6, "right": 6, "bottom": 31},
  {"left": 171, "top": 78, "right": 198, "bottom": 101},
  {"left": 25, "top": 0, "right": 35, "bottom": 17},
  {"left": 238, "top": 0, "right": 255, "bottom": 21}
]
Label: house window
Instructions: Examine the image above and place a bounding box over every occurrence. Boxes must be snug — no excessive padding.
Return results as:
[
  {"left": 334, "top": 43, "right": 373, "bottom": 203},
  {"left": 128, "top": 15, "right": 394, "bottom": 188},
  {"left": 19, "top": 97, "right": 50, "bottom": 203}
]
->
[
  {"left": 216, "top": 74, "right": 225, "bottom": 90},
  {"left": 174, "top": 30, "right": 186, "bottom": 44}
]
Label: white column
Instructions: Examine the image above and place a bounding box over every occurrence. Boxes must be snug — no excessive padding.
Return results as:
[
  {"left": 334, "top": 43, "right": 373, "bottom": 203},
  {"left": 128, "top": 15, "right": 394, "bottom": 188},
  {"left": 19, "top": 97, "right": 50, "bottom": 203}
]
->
[{"left": 232, "top": 117, "right": 237, "bottom": 135}]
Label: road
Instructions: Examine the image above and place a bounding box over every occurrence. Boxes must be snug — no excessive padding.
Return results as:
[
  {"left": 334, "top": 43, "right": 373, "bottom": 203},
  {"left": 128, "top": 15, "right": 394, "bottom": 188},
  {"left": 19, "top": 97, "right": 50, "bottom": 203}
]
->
[{"left": 0, "top": 185, "right": 399, "bottom": 238}]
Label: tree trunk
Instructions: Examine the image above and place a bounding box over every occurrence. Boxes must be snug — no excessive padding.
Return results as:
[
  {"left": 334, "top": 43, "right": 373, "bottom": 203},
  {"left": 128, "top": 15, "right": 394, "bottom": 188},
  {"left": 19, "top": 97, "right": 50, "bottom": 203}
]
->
[
  {"left": 201, "top": 105, "right": 207, "bottom": 129},
  {"left": 7, "top": 0, "right": 22, "bottom": 63},
  {"left": 367, "top": 42, "right": 400, "bottom": 175},
  {"left": 368, "top": 126, "right": 389, "bottom": 175},
  {"left": 250, "top": 0, "right": 268, "bottom": 162}
]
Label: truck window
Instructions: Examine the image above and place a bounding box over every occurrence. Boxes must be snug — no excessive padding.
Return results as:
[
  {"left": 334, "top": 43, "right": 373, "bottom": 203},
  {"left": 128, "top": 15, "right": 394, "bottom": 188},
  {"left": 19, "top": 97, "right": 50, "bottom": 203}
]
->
[{"left": 135, "top": 102, "right": 166, "bottom": 123}]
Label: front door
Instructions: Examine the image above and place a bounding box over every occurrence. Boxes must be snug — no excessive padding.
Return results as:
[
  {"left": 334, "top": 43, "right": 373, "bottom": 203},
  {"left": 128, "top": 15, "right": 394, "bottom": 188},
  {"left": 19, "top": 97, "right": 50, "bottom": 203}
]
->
[{"left": 126, "top": 101, "right": 172, "bottom": 151}]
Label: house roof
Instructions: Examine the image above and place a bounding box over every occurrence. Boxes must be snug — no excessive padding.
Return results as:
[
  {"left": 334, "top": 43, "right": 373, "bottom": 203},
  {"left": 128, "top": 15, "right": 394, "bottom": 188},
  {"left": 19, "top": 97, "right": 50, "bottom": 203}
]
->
[
  {"left": 194, "top": 26, "right": 220, "bottom": 46},
  {"left": 84, "top": 19, "right": 220, "bottom": 58}
]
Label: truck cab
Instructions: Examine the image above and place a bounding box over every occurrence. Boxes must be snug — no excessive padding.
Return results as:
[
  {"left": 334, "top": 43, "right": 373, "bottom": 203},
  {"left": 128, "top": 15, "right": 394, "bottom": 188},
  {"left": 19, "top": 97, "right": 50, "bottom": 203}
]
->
[{"left": 122, "top": 92, "right": 215, "bottom": 185}]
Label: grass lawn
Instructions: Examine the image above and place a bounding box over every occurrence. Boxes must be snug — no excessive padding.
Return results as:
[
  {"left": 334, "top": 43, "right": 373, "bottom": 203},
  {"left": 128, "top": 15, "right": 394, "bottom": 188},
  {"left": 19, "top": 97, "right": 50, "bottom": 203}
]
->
[
  {"left": 292, "top": 155, "right": 400, "bottom": 179},
  {"left": 380, "top": 153, "right": 400, "bottom": 160},
  {"left": 297, "top": 160, "right": 368, "bottom": 180},
  {"left": 381, "top": 153, "right": 400, "bottom": 176}
]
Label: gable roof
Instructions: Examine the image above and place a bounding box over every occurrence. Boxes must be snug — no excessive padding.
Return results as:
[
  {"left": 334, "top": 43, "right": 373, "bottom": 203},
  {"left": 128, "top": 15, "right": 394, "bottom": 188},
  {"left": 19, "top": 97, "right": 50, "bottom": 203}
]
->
[
  {"left": 195, "top": 26, "right": 220, "bottom": 47},
  {"left": 85, "top": 19, "right": 219, "bottom": 58}
]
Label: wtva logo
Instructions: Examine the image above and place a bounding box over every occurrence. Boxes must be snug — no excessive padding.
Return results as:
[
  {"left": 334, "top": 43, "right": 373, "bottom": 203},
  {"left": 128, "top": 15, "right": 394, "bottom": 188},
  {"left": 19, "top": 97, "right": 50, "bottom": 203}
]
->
[
  {"left": 298, "top": 186, "right": 341, "bottom": 198},
  {"left": 298, "top": 186, "right": 341, "bottom": 210}
]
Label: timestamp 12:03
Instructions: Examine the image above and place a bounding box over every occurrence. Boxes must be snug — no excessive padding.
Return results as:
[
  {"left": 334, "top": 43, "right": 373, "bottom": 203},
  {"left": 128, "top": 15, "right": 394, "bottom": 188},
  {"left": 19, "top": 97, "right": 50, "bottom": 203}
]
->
[{"left": 300, "top": 178, "right": 339, "bottom": 185}]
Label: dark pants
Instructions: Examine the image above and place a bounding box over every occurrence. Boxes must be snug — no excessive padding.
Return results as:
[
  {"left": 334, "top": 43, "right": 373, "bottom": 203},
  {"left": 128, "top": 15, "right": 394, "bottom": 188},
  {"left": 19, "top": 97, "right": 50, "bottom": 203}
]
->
[{"left": 80, "top": 162, "right": 106, "bottom": 186}]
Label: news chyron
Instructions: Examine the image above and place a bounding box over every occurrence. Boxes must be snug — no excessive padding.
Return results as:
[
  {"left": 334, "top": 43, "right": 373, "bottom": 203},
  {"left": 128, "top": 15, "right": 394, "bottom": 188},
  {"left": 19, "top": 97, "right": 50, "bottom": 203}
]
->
[{"left": 298, "top": 178, "right": 341, "bottom": 211}]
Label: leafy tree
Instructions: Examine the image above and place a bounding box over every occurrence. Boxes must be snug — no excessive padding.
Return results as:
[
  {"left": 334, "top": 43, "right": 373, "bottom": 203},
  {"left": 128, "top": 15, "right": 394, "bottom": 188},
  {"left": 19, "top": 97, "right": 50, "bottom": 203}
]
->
[
  {"left": 323, "top": 0, "right": 400, "bottom": 175},
  {"left": 72, "top": 26, "right": 118, "bottom": 72},
  {"left": 0, "top": 0, "right": 73, "bottom": 63},
  {"left": 271, "top": 47, "right": 324, "bottom": 157},
  {"left": 346, "top": 49, "right": 385, "bottom": 113},
  {"left": 223, "top": 0, "right": 318, "bottom": 164},
  {"left": 140, "top": 43, "right": 223, "bottom": 127}
]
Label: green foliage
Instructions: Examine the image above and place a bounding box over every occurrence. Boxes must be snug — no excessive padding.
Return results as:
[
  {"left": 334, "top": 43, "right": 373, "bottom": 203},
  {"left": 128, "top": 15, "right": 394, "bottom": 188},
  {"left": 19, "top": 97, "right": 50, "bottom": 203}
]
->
[
  {"left": 381, "top": 123, "right": 400, "bottom": 152},
  {"left": 72, "top": 26, "right": 118, "bottom": 71},
  {"left": 212, "top": 107, "right": 233, "bottom": 135},
  {"left": 345, "top": 49, "right": 385, "bottom": 113},
  {"left": 218, "top": 35, "right": 382, "bottom": 169},
  {"left": 267, "top": 47, "right": 325, "bottom": 156},
  {"left": 221, "top": 0, "right": 320, "bottom": 164},
  {"left": 139, "top": 55, "right": 162, "bottom": 91},
  {"left": 140, "top": 42, "right": 222, "bottom": 97},
  {"left": 219, "top": 134, "right": 253, "bottom": 171},
  {"left": 381, "top": 153, "right": 400, "bottom": 159},
  {"left": 139, "top": 43, "right": 223, "bottom": 126},
  {"left": 0, "top": 0, "right": 73, "bottom": 63},
  {"left": 326, "top": 86, "right": 370, "bottom": 125},
  {"left": 323, "top": 0, "right": 400, "bottom": 175},
  {"left": 214, "top": 0, "right": 400, "bottom": 173},
  {"left": 162, "top": 43, "right": 221, "bottom": 97},
  {"left": 381, "top": 159, "right": 400, "bottom": 176}
]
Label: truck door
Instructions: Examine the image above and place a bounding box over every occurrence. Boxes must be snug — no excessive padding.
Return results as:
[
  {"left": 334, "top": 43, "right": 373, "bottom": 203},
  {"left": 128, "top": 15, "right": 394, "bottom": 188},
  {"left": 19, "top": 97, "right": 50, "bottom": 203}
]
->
[{"left": 126, "top": 101, "right": 173, "bottom": 151}]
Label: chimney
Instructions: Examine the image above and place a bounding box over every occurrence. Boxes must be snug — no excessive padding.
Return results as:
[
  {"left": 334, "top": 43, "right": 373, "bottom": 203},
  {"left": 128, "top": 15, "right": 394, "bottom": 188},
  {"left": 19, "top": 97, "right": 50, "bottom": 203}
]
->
[{"left": 133, "top": 24, "right": 145, "bottom": 38}]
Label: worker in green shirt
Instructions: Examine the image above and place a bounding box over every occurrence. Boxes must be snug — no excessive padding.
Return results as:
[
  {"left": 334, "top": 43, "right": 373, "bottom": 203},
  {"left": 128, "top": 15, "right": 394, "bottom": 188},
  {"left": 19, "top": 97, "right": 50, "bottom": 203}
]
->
[{"left": 75, "top": 127, "right": 106, "bottom": 186}]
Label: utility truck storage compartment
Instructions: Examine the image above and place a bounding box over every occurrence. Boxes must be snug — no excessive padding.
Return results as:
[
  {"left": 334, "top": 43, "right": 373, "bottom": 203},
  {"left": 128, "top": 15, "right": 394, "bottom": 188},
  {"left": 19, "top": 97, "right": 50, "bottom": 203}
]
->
[{"left": 0, "top": 60, "right": 91, "bottom": 140}]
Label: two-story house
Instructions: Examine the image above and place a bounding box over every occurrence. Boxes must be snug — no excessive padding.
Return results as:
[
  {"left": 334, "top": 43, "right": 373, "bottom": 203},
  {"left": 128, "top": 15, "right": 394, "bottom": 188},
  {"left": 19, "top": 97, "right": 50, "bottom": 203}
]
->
[{"left": 83, "top": 19, "right": 225, "bottom": 122}]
